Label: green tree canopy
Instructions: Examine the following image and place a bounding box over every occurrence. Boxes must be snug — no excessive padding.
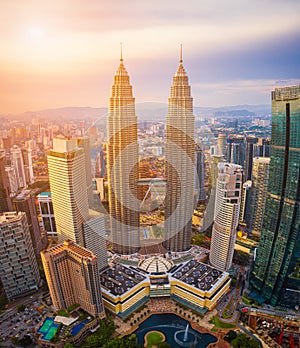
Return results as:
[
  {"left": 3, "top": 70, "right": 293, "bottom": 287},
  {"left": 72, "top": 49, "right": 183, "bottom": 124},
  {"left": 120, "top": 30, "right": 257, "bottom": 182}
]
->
[
  {"left": 224, "top": 330, "right": 237, "bottom": 342},
  {"left": 231, "top": 333, "right": 260, "bottom": 348}
]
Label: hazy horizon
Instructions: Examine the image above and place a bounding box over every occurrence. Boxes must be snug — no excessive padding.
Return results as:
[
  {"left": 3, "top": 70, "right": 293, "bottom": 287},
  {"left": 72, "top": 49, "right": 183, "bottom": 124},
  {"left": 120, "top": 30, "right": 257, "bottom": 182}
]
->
[{"left": 1, "top": 0, "right": 300, "bottom": 113}]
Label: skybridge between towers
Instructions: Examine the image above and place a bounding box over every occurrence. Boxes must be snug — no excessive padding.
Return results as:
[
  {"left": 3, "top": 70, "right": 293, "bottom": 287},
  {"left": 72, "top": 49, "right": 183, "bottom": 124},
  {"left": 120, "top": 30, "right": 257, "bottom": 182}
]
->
[{"left": 137, "top": 177, "right": 166, "bottom": 210}]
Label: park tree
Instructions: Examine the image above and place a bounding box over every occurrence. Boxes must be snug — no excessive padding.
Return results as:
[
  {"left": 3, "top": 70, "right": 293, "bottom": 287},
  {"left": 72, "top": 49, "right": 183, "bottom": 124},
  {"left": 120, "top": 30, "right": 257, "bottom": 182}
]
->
[
  {"left": 231, "top": 333, "right": 260, "bottom": 348},
  {"left": 224, "top": 330, "right": 237, "bottom": 342}
]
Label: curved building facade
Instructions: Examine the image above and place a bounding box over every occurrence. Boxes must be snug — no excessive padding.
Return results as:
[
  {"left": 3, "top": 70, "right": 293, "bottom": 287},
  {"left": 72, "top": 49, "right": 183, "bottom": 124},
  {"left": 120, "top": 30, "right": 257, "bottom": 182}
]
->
[{"left": 209, "top": 163, "right": 243, "bottom": 271}]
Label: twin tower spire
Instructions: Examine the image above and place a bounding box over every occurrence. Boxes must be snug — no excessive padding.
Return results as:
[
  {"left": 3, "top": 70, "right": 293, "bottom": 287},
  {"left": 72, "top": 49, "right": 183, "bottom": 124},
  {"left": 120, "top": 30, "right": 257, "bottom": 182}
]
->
[
  {"left": 107, "top": 46, "right": 195, "bottom": 255},
  {"left": 118, "top": 42, "right": 184, "bottom": 63}
]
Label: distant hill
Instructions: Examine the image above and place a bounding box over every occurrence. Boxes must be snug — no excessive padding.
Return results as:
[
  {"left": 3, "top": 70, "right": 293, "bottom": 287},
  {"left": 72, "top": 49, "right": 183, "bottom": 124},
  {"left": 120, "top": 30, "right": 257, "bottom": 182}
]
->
[
  {"left": 20, "top": 107, "right": 107, "bottom": 120},
  {"left": 194, "top": 104, "right": 271, "bottom": 117},
  {"left": 1, "top": 103, "right": 270, "bottom": 121},
  {"left": 213, "top": 109, "right": 256, "bottom": 117}
]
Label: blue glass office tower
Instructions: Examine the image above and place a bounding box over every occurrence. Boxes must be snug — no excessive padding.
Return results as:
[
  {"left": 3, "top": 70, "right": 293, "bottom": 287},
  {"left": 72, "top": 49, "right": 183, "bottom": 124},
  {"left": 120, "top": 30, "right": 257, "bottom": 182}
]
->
[
  {"left": 250, "top": 86, "right": 300, "bottom": 307},
  {"left": 226, "top": 136, "right": 245, "bottom": 167}
]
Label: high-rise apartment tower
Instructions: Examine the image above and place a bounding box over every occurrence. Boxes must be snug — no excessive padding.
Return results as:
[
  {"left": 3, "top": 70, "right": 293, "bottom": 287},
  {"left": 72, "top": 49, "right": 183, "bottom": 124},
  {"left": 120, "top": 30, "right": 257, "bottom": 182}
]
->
[
  {"left": 0, "top": 212, "right": 40, "bottom": 301},
  {"left": 0, "top": 152, "right": 12, "bottom": 213},
  {"left": 14, "top": 189, "right": 47, "bottom": 257}
]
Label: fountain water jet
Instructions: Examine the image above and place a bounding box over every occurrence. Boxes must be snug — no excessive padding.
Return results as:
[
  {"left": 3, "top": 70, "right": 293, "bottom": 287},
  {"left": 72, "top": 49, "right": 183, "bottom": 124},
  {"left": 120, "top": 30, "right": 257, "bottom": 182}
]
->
[
  {"left": 174, "top": 322, "right": 197, "bottom": 347},
  {"left": 184, "top": 323, "right": 189, "bottom": 342}
]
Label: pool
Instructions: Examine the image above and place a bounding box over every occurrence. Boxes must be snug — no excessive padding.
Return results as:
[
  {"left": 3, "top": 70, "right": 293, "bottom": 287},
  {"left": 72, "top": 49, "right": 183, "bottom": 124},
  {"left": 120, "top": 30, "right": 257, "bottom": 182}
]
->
[
  {"left": 71, "top": 319, "right": 89, "bottom": 336},
  {"left": 133, "top": 314, "right": 217, "bottom": 348},
  {"left": 38, "top": 318, "right": 59, "bottom": 341}
]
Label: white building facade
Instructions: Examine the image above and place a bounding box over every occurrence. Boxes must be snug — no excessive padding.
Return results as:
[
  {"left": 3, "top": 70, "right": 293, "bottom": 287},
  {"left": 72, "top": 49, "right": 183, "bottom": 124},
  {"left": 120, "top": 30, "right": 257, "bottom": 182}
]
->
[{"left": 209, "top": 163, "right": 243, "bottom": 271}]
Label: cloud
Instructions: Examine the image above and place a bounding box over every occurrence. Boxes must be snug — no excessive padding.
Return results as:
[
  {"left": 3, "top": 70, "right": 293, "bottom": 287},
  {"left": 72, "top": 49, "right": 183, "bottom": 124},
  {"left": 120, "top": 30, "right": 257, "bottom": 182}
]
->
[{"left": 1, "top": 0, "right": 300, "bottom": 112}]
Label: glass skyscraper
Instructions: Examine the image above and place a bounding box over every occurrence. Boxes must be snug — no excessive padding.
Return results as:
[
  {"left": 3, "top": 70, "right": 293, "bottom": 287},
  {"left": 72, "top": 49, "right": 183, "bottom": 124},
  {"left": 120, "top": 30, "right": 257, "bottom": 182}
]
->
[{"left": 250, "top": 85, "right": 300, "bottom": 308}]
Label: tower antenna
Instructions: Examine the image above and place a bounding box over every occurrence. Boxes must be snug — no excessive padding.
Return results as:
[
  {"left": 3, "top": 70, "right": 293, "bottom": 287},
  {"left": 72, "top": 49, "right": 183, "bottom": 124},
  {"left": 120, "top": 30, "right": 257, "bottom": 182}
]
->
[
  {"left": 180, "top": 44, "right": 183, "bottom": 63},
  {"left": 120, "top": 42, "right": 123, "bottom": 62}
]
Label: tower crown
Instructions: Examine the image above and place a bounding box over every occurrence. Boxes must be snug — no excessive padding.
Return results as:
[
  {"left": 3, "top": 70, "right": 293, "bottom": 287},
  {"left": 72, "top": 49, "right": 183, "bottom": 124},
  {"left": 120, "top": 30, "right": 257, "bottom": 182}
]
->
[
  {"left": 175, "top": 64, "right": 187, "bottom": 77},
  {"left": 115, "top": 43, "right": 128, "bottom": 77},
  {"left": 175, "top": 44, "right": 187, "bottom": 77},
  {"left": 115, "top": 61, "right": 128, "bottom": 77}
]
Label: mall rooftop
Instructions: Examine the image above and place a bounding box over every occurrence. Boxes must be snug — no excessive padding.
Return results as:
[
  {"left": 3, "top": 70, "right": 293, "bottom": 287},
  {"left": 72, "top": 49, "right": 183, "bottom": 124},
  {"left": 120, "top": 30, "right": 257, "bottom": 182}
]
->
[
  {"left": 100, "top": 264, "right": 147, "bottom": 296},
  {"left": 170, "top": 259, "right": 224, "bottom": 292}
]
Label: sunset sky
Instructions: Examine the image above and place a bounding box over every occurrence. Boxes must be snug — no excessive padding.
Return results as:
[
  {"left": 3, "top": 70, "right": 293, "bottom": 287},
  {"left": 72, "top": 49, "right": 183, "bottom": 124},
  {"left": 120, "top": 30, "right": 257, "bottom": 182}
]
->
[{"left": 1, "top": 0, "right": 300, "bottom": 113}]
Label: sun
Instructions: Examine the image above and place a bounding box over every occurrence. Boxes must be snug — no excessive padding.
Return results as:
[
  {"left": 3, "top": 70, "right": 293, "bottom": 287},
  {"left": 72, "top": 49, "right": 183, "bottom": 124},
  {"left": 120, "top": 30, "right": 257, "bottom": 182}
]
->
[{"left": 27, "top": 25, "right": 45, "bottom": 41}]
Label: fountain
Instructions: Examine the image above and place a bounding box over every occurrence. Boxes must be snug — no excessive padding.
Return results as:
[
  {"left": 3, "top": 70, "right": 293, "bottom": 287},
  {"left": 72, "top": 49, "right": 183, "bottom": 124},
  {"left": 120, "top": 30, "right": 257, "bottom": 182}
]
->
[
  {"left": 174, "top": 322, "right": 197, "bottom": 347},
  {"left": 133, "top": 313, "right": 218, "bottom": 347},
  {"left": 184, "top": 323, "right": 189, "bottom": 342}
]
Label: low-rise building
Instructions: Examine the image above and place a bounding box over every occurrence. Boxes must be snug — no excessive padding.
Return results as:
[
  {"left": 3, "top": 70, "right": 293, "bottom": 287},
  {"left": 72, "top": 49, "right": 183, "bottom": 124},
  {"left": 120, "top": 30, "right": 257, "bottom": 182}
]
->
[
  {"left": 100, "top": 264, "right": 149, "bottom": 318},
  {"left": 99, "top": 256, "right": 230, "bottom": 317},
  {"left": 169, "top": 259, "right": 231, "bottom": 312}
]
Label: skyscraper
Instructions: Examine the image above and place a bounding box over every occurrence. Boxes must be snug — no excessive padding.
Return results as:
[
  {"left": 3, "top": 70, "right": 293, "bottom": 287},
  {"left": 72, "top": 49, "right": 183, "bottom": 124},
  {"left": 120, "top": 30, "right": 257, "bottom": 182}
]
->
[
  {"left": 0, "top": 152, "right": 12, "bottom": 213},
  {"left": 106, "top": 53, "right": 140, "bottom": 254},
  {"left": 37, "top": 192, "right": 57, "bottom": 237},
  {"left": 77, "top": 137, "right": 93, "bottom": 208},
  {"left": 0, "top": 212, "right": 40, "bottom": 301},
  {"left": 83, "top": 212, "right": 108, "bottom": 272},
  {"left": 195, "top": 145, "right": 206, "bottom": 202},
  {"left": 11, "top": 145, "right": 26, "bottom": 189},
  {"left": 226, "top": 136, "right": 245, "bottom": 168},
  {"left": 245, "top": 136, "right": 258, "bottom": 180},
  {"left": 41, "top": 240, "right": 105, "bottom": 318},
  {"left": 248, "top": 157, "right": 270, "bottom": 236},
  {"left": 14, "top": 189, "right": 47, "bottom": 257},
  {"left": 239, "top": 180, "right": 252, "bottom": 225},
  {"left": 257, "top": 138, "right": 270, "bottom": 158},
  {"left": 163, "top": 50, "right": 195, "bottom": 252},
  {"left": 209, "top": 163, "right": 243, "bottom": 271},
  {"left": 250, "top": 86, "right": 300, "bottom": 307},
  {"left": 21, "top": 147, "right": 34, "bottom": 185},
  {"left": 47, "top": 138, "right": 89, "bottom": 245},
  {"left": 5, "top": 166, "right": 18, "bottom": 197},
  {"left": 201, "top": 154, "right": 224, "bottom": 233},
  {"left": 217, "top": 133, "right": 227, "bottom": 157}
]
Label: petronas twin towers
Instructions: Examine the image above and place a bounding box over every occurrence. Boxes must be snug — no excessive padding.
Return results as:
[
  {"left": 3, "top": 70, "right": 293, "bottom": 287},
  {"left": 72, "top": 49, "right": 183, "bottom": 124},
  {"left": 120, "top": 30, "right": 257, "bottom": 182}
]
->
[{"left": 107, "top": 51, "right": 195, "bottom": 255}]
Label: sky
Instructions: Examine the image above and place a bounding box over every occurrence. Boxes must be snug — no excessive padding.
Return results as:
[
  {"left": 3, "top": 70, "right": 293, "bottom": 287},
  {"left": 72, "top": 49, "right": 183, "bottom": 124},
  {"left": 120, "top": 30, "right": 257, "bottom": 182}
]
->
[{"left": 1, "top": 0, "right": 300, "bottom": 114}]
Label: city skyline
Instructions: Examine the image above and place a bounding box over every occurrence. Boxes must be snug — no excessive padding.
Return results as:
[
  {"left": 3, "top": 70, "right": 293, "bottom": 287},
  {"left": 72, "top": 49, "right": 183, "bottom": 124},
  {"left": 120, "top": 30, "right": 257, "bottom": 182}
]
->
[{"left": 1, "top": 0, "right": 300, "bottom": 113}]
